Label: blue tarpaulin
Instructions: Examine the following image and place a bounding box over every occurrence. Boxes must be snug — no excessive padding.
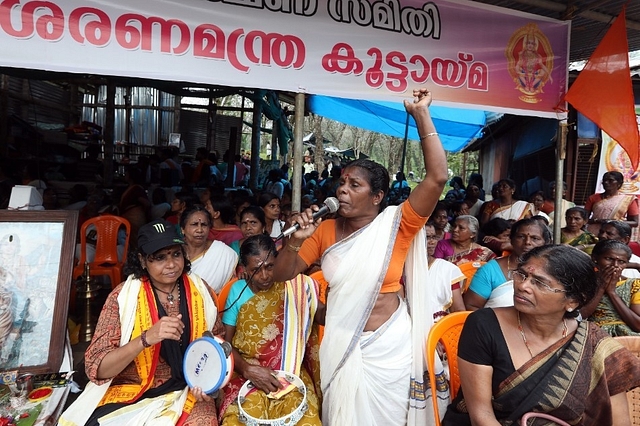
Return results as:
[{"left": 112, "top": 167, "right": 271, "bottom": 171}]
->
[{"left": 308, "top": 95, "right": 488, "bottom": 152}]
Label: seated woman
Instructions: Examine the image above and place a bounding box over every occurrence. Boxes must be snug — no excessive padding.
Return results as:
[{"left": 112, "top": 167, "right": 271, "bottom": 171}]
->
[
  {"left": 206, "top": 195, "right": 244, "bottom": 245},
  {"left": 60, "top": 219, "right": 221, "bottom": 426},
  {"left": 181, "top": 205, "right": 238, "bottom": 293},
  {"left": 257, "top": 192, "right": 285, "bottom": 239},
  {"left": 480, "top": 217, "right": 512, "bottom": 256},
  {"left": 433, "top": 215, "right": 496, "bottom": 266},
  {"left": 583, "top": 239, "right": 640, "bottom": 336},
  {"left": 480, "top": 179, "right": 533, "bottom": 226},
  {"left": 561, "top": 206, "right": 597, "bottom": 253},
  {"left": 528, "top": 191, "right": 551, "bottom": 223},
  {"left": 425, "top": 223, "right": 465, "bottom": 317},
  {"left": 463, "top": 218, "right": 550, "bottom": 310},
  {"left": 228, "top": 206, "right": 267, "bottom": 256},
  {"left": 430, "top": 202, "right": 451, "bottom": 242},
  {"left": 219, "top": 234, "right": 322, "bottom": 425},
  {"left": 443, "top": 245, "right": 640, "bottom": 425}
]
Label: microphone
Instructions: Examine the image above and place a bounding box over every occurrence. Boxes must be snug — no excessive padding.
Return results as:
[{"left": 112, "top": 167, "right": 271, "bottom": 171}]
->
[{"left": 278, "top": 197, "right": 339, "bottom": 240}]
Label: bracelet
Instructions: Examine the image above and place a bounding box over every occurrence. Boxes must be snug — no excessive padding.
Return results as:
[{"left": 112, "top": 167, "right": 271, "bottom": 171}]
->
[
  {"left": 140, "top": 330, "right": 151, "bottom": 348},
  {"left": 287, "top": 243, "right": 302, "bottom": 252},
  {"left": 420, "top": 132, "right": 438, "bottom": 141}
]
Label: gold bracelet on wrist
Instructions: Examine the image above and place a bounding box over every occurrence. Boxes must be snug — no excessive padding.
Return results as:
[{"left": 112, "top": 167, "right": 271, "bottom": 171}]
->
[
  {"left": 420, "top": 132, "right": 438, "bottom": 141},
  {"left": 287, "top": 244, "right": 302, "bottom": 252}
]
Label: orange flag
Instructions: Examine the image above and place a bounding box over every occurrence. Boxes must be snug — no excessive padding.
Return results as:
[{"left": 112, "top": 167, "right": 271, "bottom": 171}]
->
[{"left": 564, "top": 7, "right": 639, "bottom": 168}]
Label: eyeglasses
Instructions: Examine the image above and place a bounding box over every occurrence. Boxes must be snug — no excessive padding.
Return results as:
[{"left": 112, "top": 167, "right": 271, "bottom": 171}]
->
[{"left": 511, "top": 270, "right": 566, "bottom": 294}]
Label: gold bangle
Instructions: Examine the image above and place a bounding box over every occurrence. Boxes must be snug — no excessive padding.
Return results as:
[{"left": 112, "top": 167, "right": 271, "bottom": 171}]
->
[
  {"left": 420, "top": 132, "right": 438, "bottom": 141},
  {"left": 287, "top": 244, "right": 302, "bottom": 252}
]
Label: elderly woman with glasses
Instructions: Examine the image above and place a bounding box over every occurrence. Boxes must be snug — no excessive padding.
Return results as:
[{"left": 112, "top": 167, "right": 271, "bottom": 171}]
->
[{"left": 443, "top": 244, "right": 640, "bottom": 425}]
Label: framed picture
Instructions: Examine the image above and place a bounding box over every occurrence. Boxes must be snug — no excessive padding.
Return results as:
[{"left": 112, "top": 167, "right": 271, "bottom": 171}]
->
[{"left": 0, "top": 210, "right": 78, "bottom": 374}]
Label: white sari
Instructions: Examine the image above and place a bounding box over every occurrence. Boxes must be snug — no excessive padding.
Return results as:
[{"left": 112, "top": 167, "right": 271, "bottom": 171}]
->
[
  {"left": 320, "top": 205, "right": 434, "bottom": 426},
  {"left": 190, "top": 240, "right": 238, "bottom": 293}
]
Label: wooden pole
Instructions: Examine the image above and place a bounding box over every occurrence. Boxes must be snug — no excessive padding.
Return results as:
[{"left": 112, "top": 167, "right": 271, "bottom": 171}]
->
[{"left": 292, "top": 93, "right": 305, "bottom": 212}]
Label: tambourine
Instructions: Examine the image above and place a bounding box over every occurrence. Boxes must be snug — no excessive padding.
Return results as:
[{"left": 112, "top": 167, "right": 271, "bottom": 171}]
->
[
  {"left": 183, "top": 332, "right": 234, "bottom": 394},
  {"left": 238, "top": 370, "right": 308, "bottom": 426}
]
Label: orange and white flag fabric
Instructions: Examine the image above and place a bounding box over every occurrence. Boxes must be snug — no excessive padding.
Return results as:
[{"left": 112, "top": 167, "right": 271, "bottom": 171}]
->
[{"left": 565, "top": 7, "right": 639, "bottom": 168}]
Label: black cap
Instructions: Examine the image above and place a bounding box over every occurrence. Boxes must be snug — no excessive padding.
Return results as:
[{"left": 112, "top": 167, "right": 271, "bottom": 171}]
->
[{"left": 138, "top": 219, "right": 184, "bottom": 254}]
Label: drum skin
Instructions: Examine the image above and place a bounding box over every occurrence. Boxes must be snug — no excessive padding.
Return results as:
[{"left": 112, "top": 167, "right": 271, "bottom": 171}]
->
[{"left": 183, "top": 335, "right": 234, "bottom": 394}]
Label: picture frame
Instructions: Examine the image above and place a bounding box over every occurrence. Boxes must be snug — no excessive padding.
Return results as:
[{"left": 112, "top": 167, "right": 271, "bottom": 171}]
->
[{"left": 0, "top": 210, "right": 78, "bottom": 375}]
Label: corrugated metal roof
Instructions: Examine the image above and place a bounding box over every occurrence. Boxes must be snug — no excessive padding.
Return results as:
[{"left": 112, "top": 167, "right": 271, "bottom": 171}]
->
[{"left": 470, "top": 0, "right": 640, "bottom": 62}]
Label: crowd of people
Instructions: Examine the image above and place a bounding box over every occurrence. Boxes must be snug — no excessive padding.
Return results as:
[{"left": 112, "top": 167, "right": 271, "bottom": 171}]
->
[{"left": 14, "top": 87, "right": 640, "bottom": 425}]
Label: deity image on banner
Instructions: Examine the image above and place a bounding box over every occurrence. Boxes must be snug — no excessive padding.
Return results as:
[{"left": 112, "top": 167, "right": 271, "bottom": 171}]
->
[
  {"left": 505, "top": 23, "right": 554, "bottom": 103},
  {"left": 604, "top": 132, "right": 640, "bottom": 193}
]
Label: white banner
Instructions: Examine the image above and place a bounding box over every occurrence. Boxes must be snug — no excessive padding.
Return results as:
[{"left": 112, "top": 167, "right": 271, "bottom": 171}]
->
[{"left": 0, "top": 0, "right": 569, "bottom": 117}]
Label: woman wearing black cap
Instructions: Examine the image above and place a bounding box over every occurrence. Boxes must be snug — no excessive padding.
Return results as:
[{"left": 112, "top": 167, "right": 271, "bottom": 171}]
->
[{"left": 60, "top": 219, "right": 223, "bottom": 426}]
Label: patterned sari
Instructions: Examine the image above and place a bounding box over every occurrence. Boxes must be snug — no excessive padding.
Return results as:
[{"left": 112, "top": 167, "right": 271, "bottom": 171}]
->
[
  {"left": 219, "top": 279, "right": 322, "bottom": 425},
  {"left": 586, "top": 193, "right": 636, "bottom": 234},
  {"left": 444, "top": 321, "right": 640, "bottom": 425},
  {"left": 590, "top": 278, "right": 640, "bottom": 336},
  {"left": 561, "top": 231, "right": 597, "bottom": 246},
  {"left": 447, "top": 246, "right": 496, "bottom": 266}
]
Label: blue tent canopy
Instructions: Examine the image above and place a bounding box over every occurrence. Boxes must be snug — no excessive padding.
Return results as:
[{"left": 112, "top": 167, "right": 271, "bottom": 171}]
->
[{"left": 308, "top": 95, "right": 488, "bottom": 152}]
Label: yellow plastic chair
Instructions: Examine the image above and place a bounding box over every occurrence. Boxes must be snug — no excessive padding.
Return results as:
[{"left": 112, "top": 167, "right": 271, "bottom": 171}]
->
[
  {"left": 457, "top": 261, "right": 486, "bottom": 293},
  {"left": 614, "top": 336, "right": 640, "bottom": 425},
  {"left": 426, "top": 311, "right": 471, "bottom": 426}
]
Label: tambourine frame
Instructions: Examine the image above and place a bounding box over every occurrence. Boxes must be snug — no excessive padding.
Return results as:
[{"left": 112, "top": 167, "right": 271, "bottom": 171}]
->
[
  {"left": 237, "top": 370, "right": 308, "bottom": 426},
  {"left": 183, "top": 335, "right": 232, "bottom": 394}
]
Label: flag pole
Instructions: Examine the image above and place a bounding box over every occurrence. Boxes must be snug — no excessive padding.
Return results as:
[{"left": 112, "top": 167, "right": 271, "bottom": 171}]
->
[
  {"left": 400, "top": 112, "right": 409, "bottom": 176},
  {"left": 553, "top": 120, "right": 568, "bottom": 243}
]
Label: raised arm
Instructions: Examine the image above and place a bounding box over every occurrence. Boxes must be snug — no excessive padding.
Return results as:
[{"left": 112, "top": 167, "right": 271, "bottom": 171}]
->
[
  {"left": 272, "top": 234, "right": 312, "bottom": 282},
  {"left": 403, "top": 88, "right": 449, "bottom": 217}
]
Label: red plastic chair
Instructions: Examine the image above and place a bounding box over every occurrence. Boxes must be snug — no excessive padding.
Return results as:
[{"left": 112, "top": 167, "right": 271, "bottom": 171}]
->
[
  {"left": 74, "top": 215, "right": 130, "bottom": 290},
  {"left": 426, "top": 311, "right": 471, "bottom": 426}
]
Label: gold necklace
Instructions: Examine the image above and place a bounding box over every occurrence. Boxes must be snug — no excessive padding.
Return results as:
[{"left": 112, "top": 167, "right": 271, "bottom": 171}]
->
[{"left": 517, "top": 311, "right": 567, "bottom": 358}]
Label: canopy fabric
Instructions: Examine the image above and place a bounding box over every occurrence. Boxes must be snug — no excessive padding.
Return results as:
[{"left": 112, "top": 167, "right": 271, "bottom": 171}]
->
[
  {"left": 308, "top": 96, "right": 487, "bottom": 152},
  {"left": 512, "top": 118, "right": 558, "bottom": 160}
]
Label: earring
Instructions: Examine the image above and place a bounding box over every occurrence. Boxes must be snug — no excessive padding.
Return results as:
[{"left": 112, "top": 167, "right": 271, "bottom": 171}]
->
[{"left": 567, "top": 308, "right": 573, "bottom": 313}]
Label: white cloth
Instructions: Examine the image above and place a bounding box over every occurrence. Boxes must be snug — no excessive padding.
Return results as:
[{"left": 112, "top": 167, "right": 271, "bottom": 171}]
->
[
  {"left": 405, "top": 238, "right": 457, "bottom": 425},
  {"left": 320, "top": 206, "right": 402, "bottom": 426},
  {"left": 426, "top": 259, "right": 464, "bottom": 311},
  {"left": 190, "top": 241, "right": 238, "bottom": 293},
  {"left": 269, "top": 219, "right": 284, "bottom": 239},
  {"left": 484, "top": 280, "right": 515, "bottom": 308},
  {"left": 624, "top": 253, "right": 640, "bottom": 279},
  {"left": 548, "top": 199, "right": 575, "bottom": 228},
  {"left": 59, "top": 273, "right": 217, "bottom": 426},
  {"left": 490, "top": 200, "right": 533, "bottom": 221},
  {"left": 467, "top": 199, "right": 484, "bottom": 217}
]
